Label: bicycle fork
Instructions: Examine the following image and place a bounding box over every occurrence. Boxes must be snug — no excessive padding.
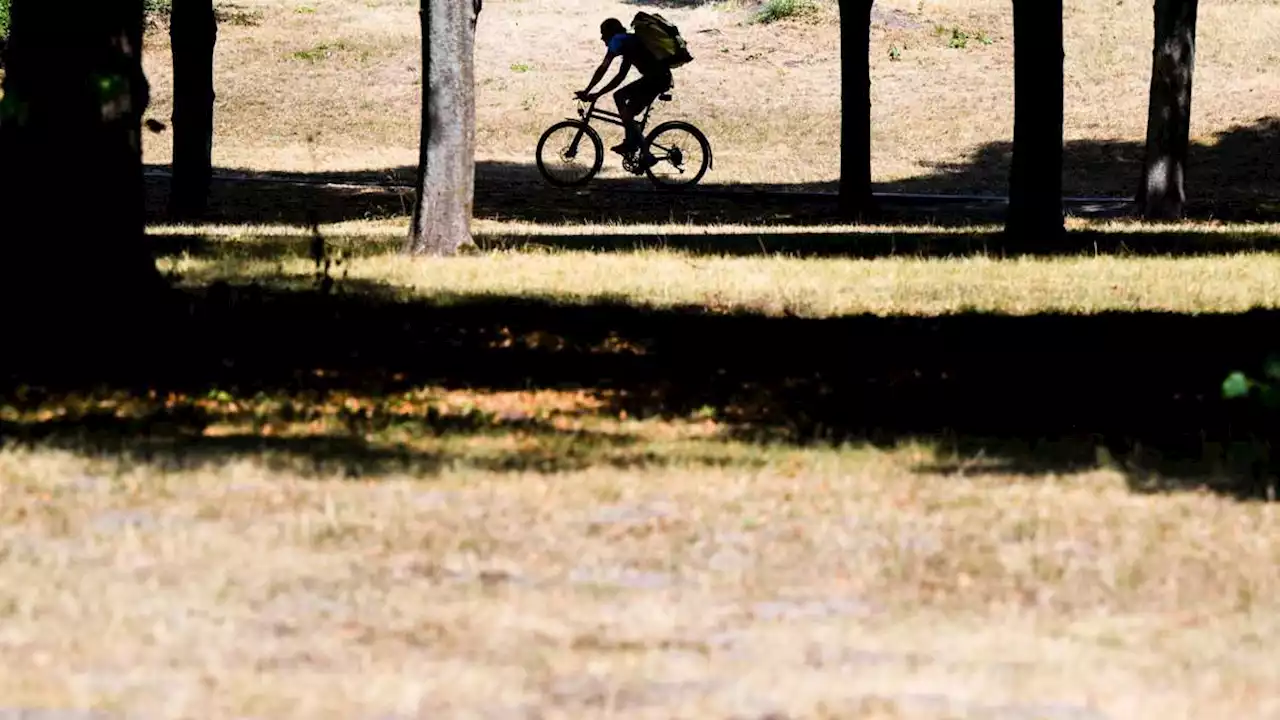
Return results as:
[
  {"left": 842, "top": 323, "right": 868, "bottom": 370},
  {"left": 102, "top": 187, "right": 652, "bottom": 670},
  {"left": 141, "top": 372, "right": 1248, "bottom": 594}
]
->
[{"left": 564, "top": 128, "right": 588, "bottom": 160}]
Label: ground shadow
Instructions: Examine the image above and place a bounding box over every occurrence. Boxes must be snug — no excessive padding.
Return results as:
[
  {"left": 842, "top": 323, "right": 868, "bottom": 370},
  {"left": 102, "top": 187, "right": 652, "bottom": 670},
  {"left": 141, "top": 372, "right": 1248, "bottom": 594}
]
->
[
  {"left": 890, "top": 116, "right": 1280, "bottom": 219},
  {"left": 146, "top": 160, "right": 1125, "bottom": 229},
  {"left": 4, "top": 286, "right": 1279, "bottom": 499},
  {"left": 144, "top": 115, "right": 1280, "bottom": 229}
]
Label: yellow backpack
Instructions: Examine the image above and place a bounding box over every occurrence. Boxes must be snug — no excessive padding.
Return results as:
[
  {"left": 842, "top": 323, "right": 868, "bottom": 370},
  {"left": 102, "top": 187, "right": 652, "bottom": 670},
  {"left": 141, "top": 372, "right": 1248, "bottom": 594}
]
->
[{"left": 631, "top": 12, "right": 694, "bottom": 69}]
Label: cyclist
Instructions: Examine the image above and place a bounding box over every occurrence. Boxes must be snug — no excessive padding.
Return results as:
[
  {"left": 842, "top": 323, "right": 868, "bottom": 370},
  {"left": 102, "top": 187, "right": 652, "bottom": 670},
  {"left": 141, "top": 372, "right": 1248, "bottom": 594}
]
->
[{"left": 575, "top": 18, "right": 672, "bottom": 166}]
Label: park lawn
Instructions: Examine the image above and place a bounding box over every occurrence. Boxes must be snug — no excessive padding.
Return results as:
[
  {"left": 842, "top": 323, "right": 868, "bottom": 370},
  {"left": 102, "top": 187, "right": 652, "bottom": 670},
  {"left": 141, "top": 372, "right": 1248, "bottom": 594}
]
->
[{"left": 3, "top": 220, "right": 1280, "bottom": 718}]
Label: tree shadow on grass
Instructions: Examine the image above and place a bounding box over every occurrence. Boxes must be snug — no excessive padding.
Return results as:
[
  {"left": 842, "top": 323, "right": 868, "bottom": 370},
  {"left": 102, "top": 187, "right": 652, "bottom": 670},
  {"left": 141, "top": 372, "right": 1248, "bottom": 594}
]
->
[
  {"left": 143, "top": 115, "right": 1280, "bottom": 229},
  {"left": 4, "top": 284, "right": 1279, "bottom": 500},
  {"left": 890, "top": 116, "right": 1280, "bottom": 216},
  {"left": 0, "top": 389, "right": 766, "bottom": 478},
  {"left": 144, "top": 159, "right": 1126, "bottom": 229}
]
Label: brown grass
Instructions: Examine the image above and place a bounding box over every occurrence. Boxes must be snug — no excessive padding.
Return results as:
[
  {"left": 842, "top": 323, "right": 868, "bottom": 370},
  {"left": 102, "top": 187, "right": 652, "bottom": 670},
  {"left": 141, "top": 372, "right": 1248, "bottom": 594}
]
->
[
  {"left": 3, "top": 394, "right": 1280, "bottom": 718},
  {"left": 154, "top": 220, "right": 1280, "bottom": 316},
  {"left": 3, "top": 443, "right": 1278, "bottom": 718}
]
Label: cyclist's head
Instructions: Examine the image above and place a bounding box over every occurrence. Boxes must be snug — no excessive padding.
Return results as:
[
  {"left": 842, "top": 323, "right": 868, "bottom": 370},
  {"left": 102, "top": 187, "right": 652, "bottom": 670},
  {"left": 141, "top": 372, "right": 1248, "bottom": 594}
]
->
[{"left": 600, "top": 18, "right": 626, "bottom": 43}]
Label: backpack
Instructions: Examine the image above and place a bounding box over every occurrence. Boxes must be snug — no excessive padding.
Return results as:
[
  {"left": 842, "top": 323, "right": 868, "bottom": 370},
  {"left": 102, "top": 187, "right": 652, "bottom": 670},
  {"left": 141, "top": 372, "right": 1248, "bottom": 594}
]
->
[{"left": 631, "top": 12, "right": 694, "bottom": 69}]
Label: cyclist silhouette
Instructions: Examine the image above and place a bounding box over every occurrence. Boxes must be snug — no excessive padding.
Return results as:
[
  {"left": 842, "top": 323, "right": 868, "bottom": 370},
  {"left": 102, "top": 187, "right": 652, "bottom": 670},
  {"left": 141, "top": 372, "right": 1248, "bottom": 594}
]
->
[{"left": 576, "top": 18, "right": 673, "bottom": 167}]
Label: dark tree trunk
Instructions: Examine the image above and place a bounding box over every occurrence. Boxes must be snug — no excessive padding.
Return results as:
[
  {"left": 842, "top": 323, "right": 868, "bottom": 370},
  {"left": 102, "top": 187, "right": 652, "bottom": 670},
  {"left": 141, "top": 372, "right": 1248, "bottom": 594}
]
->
[
  {"left": 1005, "top": 0, "right": 1064, "bottom": 241},
  {"left": 170, "top": 0, "right": 218, "bottom": 220},
  {"left": 0, "top": 0, "right": 164, "bottom": 320},
  {"left": 1138, "top": 0, "right": 1198, "bottom": 220},
  {"left": 838, "top": 0, "right": 875, "bottom": 219},
  {"left": 406, "top": 0, "right": 481, "bottom": 256}
]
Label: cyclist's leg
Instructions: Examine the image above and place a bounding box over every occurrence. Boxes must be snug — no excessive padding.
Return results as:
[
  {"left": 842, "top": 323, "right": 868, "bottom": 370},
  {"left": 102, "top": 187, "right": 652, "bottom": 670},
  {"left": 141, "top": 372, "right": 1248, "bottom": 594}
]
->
[
  {"left": 613, "top": 73, "right": 669, "bottom": 154},
  {"left": 632, "top": 72, "right": 672, "bottom": 165},
  {"left": 612, "top": 79, "right": 648, "bottom": 153}
]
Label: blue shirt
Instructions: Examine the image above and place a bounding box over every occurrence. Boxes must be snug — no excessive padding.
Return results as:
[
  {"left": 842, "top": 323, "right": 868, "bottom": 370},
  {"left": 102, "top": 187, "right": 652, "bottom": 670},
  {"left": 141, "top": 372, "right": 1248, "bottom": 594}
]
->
[{"left": 607, "top": 32, "right": 663, "bottom": 75}]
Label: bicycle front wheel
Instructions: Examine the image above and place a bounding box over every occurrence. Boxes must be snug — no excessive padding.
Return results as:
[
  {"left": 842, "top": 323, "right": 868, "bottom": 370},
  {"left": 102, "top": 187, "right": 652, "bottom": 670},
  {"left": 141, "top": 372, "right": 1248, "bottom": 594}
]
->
[
  {"left": 642, "top": 121, "right": 712, "bottom": 189},
  {"left": 536, "top": 120, "right": 604, "bottom": 187}
]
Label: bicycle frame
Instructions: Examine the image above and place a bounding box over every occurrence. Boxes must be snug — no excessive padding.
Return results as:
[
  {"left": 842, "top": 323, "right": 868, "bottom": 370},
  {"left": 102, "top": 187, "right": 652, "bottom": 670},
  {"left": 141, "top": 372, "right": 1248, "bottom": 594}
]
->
[
  {"left": 560, "top": 97, "right": 659, "bottom": 160},
  {"left": 572, "top": 97, "right": 657, "bottom": 133}
]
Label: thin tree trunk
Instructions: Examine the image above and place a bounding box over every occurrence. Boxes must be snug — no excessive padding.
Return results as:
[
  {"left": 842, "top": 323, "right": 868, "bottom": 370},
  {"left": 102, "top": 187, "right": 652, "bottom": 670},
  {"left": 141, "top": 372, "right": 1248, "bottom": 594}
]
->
[
  {"left": 1006, "top": 0, "right": 1064, "bottom": 241},
  {"left": 1138, "top": 0, "right": 1198, "bottom": 220},
  {"left": 838, "top": 0, "right": 875, "bottom": 219},
  {"left": 406, "top": 0, "right": 481, "bottom": 256},
  {"left": 170, "top": 0, "right": 218, "bottom": 220},
  {"left": 0, "top": 0, "right": 163, "bottom": 317}
]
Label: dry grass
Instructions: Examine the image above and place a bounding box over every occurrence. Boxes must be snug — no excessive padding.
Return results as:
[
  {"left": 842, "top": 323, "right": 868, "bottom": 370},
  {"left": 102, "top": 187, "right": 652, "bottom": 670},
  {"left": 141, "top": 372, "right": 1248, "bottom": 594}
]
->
[
  {"left": 3, "top": 411, "right": 1280, "bottom": 718},
  {"left": 156, "top": 221, "right": 1280, "bottom": 316}
]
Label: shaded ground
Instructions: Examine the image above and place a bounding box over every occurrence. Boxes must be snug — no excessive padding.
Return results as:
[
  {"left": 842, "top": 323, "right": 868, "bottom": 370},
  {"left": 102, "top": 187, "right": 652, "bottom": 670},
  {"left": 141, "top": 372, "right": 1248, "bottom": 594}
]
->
[
  {"left": 5, "top": 276, "right": 1280, "bottom": 500},
  {"left": 142, "top": 116, "right": 1280, "bottom": 228}
]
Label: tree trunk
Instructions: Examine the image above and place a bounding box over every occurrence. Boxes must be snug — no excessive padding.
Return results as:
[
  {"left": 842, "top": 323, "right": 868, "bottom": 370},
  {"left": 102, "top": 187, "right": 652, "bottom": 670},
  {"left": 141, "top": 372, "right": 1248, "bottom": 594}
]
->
[
  {"left": 1005, "top": 0, "right": 1064, "bottom": 241},
  {"left": 1138, "top": 0, "right": 1198, "bottom": 221},
  {"left": 406, "top": 0, "right": 481, "bottom": 256},
  {"left": 837, "top": 0, "right": 875, "bottom": 219},
  {"left": 0, "top": 0, "right": 164, "bottom": 320},
  {"left": 170, "top": 0, "right": 218, "bottom": 220}
]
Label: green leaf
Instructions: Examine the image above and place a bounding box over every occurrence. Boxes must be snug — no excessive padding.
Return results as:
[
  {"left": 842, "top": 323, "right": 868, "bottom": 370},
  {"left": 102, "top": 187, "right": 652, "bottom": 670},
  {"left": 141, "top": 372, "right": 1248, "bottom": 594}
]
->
[{"left": 1222, "top": 371, "right": 1252, "bottom": 399}]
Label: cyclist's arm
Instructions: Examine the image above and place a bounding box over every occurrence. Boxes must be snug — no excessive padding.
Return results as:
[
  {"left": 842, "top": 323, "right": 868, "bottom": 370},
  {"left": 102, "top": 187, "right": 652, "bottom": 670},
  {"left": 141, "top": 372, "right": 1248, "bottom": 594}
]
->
[
  {"left": 581, "top": 52, "right": 618, "bottom": 95},
  {"left": 591, "top": 58, "right": 632, "bottom": 98}
]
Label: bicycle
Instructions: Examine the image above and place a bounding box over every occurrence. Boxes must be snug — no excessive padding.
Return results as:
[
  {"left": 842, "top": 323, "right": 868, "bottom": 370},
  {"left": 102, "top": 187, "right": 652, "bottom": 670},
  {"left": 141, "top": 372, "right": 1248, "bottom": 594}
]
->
[{"left": 535, "top": 91, "right": 713, "bottom": 189}]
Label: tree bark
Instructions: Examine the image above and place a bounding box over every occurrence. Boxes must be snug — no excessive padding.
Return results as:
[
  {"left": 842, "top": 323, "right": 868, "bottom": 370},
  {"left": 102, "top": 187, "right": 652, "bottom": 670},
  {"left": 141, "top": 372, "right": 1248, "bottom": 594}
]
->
[
  {"left": 1005, "top": 0, "right": 1064, "bottom": 241},
  {"left": 837, "top": 0, "right": 875, "bottom": 219},
  {"left": 406, "top": 0, "right": 481, "bottom": 256},
  {"left": 1138, "top": 0, "right": 1198, "bottom": 221},
  {"left": 0, "top": 0, "right": 164, "bottom": 319},
  {"left": 170, "top": 0, "right": 218, "bottom": 220}
]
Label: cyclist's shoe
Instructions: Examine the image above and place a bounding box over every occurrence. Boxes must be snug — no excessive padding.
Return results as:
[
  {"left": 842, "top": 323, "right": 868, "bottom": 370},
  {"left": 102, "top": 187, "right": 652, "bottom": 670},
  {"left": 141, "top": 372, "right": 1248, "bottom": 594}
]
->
[
  {"left": 611, "top": 141, "right": 637, "bottom": 156},
  {"left": 638, "top": 152, "right": 659, "bottom": 170}
]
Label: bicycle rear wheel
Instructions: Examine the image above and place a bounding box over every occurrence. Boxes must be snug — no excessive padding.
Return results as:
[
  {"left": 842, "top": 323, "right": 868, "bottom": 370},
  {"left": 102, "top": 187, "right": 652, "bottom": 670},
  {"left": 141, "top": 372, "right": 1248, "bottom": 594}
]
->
[
  {"left": 536, "top": 120, "right": 604, "bottom": 187},
  {"left": 642, "top": 121, "right": 712, "bottom": 189}
]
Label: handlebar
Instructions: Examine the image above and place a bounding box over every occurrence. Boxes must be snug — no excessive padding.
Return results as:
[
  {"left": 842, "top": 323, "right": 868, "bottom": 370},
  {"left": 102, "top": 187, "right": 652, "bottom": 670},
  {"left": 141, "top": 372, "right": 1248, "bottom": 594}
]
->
[{"left": 574, "top": 93, "right": 598, "bottom": 118}]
